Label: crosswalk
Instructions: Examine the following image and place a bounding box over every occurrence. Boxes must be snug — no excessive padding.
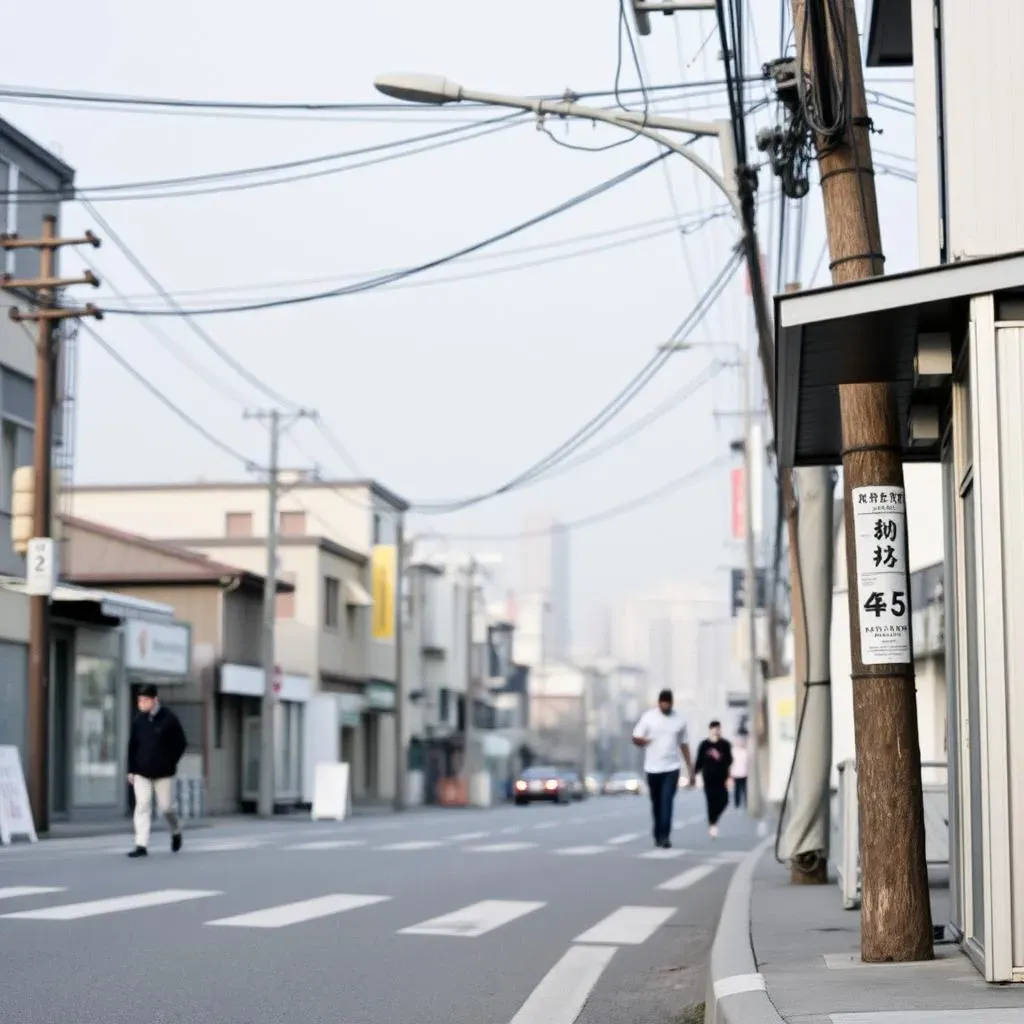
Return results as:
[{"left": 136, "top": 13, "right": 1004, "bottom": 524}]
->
[{"left": 0, "top": 857, "right": 734, "bottom": 938}]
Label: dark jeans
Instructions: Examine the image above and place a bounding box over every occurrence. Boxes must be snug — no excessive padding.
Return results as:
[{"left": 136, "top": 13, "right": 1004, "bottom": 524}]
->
[
  {"left": 704, "top": 779, "right": 729, "bottom": 825},
  {"left": 646, "top": 769, "right": 680, "bottom": 843},
  {"left": 733, "top": 776, "right": 747, "bottom": 809}
]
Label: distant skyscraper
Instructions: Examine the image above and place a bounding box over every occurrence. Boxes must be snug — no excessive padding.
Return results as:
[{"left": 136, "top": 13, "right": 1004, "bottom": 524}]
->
[{"left": 521, "top": 514, "right": 571, "bottom": 661}]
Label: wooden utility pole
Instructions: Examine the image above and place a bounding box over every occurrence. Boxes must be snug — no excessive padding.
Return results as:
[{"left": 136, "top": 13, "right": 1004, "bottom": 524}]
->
[
  {"left": 1, "top": 215, "right": 102, "bottom": 834},
  {"left": 789, "top": 0, "right": 932, "bottom": 960}
]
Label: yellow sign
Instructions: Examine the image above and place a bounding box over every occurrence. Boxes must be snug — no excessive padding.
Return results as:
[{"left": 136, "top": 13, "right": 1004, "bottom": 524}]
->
[{"left": 371, "top": 544, "right": 397, "bottom": 640}]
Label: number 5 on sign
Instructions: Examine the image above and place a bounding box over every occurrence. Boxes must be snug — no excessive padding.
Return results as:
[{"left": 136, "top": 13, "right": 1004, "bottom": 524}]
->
[{"left": 25, "top": 537, "right": 56, "bottom": 597}]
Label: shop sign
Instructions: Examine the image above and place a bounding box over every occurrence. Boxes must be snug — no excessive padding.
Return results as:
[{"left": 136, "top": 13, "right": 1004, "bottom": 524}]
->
[
  {"left": 125, "top": 620, "right": 190, "bottom": 677},
  {"left": 365, "top": 682, "right": 395, "bottom": 711}
]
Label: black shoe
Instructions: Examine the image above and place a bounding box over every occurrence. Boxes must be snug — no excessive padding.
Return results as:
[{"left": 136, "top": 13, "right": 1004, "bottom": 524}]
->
[
  {"left": 127, "top": 846, "right": 148, "bottom": 858},
  {"left": 661, "top": 839, "right": 673, "bottom": 849},
  {"left": 171, "top": 832, "right": 182, "bottom": 854}
]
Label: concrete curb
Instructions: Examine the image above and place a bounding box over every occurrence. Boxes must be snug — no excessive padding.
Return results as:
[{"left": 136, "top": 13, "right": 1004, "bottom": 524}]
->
[{"left": 705, "top": 835, "right": 786, "bottom": 1024}]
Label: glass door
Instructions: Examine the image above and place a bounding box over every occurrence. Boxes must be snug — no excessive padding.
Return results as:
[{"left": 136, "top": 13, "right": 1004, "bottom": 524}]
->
[
  {"left": 241, "top": 715, "right": 260, "bottom": 801},
  {"left": 71, "top": 656, "right": 118, "bottom": 808}
]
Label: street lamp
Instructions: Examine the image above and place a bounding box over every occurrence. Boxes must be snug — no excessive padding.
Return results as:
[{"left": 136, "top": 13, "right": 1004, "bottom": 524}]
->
[{"left": 373, "top": 74, "right": 741, "bottom": 222}]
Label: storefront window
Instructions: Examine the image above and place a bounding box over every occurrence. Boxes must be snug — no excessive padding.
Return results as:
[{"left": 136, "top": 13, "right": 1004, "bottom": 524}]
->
[{"left": 72, "top": 656, "right": 118, "bottom": 807}]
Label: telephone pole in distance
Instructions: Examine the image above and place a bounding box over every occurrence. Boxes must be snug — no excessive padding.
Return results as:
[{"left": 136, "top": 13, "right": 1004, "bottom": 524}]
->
[
  {"left": 244, "top": 406, "right": 317, "bottom": 818},
  {"left": 1, "top": 215, "right": 102, "bottom": 834}
]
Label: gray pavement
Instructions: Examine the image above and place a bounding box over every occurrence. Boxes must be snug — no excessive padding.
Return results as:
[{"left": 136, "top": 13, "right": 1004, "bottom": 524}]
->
[{"left": 0, "top": 792, "right": 758, "bottom": 1024}]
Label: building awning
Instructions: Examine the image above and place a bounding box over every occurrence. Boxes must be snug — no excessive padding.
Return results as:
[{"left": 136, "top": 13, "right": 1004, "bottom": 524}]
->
[
  {"left": 344, "top": 580, "right": 373, "bottom": 607},
  {"left": 0, "top": 576, "right": 175, "bottom": 621},
  {"left": 774, "top": 249, "right": 1024, "bottom": 468}
]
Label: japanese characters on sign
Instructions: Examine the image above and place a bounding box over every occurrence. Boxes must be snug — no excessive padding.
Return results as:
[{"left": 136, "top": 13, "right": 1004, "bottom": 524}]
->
[{"left": 852, "top": 486, "right": 912, "bottom": 666}]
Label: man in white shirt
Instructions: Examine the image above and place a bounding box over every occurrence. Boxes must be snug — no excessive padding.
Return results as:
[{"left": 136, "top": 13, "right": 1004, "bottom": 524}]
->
[{"left": 632, "top": 689, "right": 695, "bottom": 849}]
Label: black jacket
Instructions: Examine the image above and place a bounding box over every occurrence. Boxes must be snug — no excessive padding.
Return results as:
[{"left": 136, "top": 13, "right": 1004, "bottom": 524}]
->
[
  {"left": 128, "top": 705, "right": 187, "bottom": 780},
  {"left": 695, "top": 738, "right": 733, "bottom": 787}
]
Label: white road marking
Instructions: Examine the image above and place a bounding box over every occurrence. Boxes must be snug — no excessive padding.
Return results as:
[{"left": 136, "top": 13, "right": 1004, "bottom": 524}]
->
[
  {"left": 553, "top": 846, "right": 609, "bottom": 857},
  {"left": 606, "top": 833, "right": 641, "bottom": 845},
  {"left": 188, "top": 840, "right": 265, "bottom": 852},
  {"left": 2, "top": 889, "right": 219, "bottom": 921},
  {"left": 508, "top": 944, "right": 617, "bottom": 1024},
  {"left": 207, "top": 893, "right": 389, "bottom": 929},
  {"left": 657, "top": 863, "right": 720, "bottom": 891},
  {"left": 466, "top": 842, "right": 538, "bottom": 853},
  {"left": 285, "top": 840, "right": 366, "bottom": 850},
  {"left": 400, "top": 899, "right": 544, "bottom": 938},
  {"left": 574, "top": 906, "right": 676, "bottom": 945},
  {"left": 377, "top": 840, "right": 445, "bottom": 851},
  {"left": 710, "top": 851, "right": 747, "bottom": 863},
  {"left": 447, "top": 832, "right": 490, "bottom": 842},
  {"left": 533, "top": 822, "right": 558, "bottom": 830},
  {"left": 638, "top": 848, "right": 688, "bottom": 860},
  {"left": 501, "top": 826, "right": 522, "bottom": 834},
  {"left": 0, "top": 886, "right": 66, "bottom": 901}
]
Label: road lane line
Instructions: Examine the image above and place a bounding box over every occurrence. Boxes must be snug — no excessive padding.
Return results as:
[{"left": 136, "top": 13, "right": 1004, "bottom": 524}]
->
[
  {"left": 2, "top": 889, "right": 219, "bottom": 921},
  {"left": 466, "top": 842, "right": 537, "bottom": 853},
  {"left": 377, "top": 840, "right": 445, "bottom": 851},
  {"left": 657, "top": 863, "right": 719, "bottom": 891},
  {"left": 447, "top": 832, "right": 490, "bottom": 842},
  {"left": 533, "top": 822, "right": 558, "bottom": 830},
  {"left": 0, "top": 886, "right": 66, "bottom": 901},
  {"left": 501, "top": 826, "right": 522, "bottom": 834},
  {"left": 553, "top": 846, "right": 609, "bottom": 856},
  {"left": 285, "top": 840, "right": 367, "bottom": 850},
  {"left": 638, "top": 848, "right": 688, "bottom": 860},
  {"left": 207, "top": 893, "right": 389, "bottom": 929},
  {"left": 400, "top": 899, "right": 544, "bottom": 938},
  {"left": 508, "top": 945, "right": 617, "bottom": 1024},
  {"left": 188, "top": 840, "right": 265, "bottom": 852},
  {"left": 573, "top": 906, "right": 676, "bottom": 945},
  {"left": 606, "top": 833, "right": 641, "bottom": 845}
]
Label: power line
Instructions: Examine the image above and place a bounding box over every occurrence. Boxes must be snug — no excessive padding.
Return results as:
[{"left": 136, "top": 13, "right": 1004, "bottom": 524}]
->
[
  {"left": 80, "top": 322, "right": 259, "bottom": 469},
  {"left": 434, "top": 451, "right": 731, "bottom": 540},
  {"left": 82, "top": 200, "right": 297, "bottom": 408},
  {"left": 101, "top": 150, "right": 676, "bottom": 318},
  {"left": 409, "top": 247, "right": 743, "bottom": 513}
]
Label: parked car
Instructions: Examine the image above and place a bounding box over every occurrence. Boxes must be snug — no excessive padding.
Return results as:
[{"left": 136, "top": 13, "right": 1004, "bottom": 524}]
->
[
  {"left": 562, "top": 770, "right": 587, "bottom": 801},
  {"left": 603, "top": 770, "right": 644, "bottom": 796},
  {"left": 585, "top": 772, "right": 604, "bottom": 796},
  {"left": 513, "top": 766, "right": 572, "bottom": 805}
]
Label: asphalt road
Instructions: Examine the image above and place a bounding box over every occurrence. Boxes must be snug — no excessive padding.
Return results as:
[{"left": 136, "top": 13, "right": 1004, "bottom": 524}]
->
[{"left": 0, "top": 791, "right": 759, "bottom": 1024}]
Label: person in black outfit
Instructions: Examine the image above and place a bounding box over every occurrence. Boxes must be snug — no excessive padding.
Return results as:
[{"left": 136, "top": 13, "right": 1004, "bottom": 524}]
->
[
  {"left": 694, "top": 720, "right": 733, "bottom": 839},
  {"left": 126, "top": 684, "right": 187, "bottom": 858}
]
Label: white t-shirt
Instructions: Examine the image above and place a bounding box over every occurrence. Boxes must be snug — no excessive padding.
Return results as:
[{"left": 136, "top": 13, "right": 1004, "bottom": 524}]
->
[
  {"left": 632, "top": 708, "right": 688, "bottom": 774},
  {"left": 731, "top": 746, "right": 749, "bottom": 778}
]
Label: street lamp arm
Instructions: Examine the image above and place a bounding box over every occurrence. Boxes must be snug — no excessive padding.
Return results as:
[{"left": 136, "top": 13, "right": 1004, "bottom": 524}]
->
[{"left": 374, "top": 74, "right": 741, "bottom": 220}]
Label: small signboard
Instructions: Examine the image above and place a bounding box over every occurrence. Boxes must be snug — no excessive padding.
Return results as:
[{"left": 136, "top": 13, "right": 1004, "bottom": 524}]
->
[
  {"left": 25, "top": 537, "right": 56, "bottom": 597},
  {"left": 311, "top": 762, "right": 350, "bottom": 822},
  {"left": 852, "top": 485, "right": 912, "bottom": 666},
  {"left": 0, "top": 745, "right": 37, "bottom": 844}
]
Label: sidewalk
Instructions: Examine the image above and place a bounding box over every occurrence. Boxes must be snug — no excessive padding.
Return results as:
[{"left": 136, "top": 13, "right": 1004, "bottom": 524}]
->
[{"left": 706, "top": 840, "right": 1024, "bottom": 1024}]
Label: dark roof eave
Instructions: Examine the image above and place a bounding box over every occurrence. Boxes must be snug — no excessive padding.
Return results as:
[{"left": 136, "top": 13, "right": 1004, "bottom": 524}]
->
[{"left": 0, "top": 116, "right": 75, "bottom": 184}]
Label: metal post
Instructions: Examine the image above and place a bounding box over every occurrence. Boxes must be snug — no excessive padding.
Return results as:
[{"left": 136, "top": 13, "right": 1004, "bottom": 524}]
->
[
  {"left": 462, "top": 559, "right": 475, "bottom": 804},
  {"left": 258, "top": 409, "right": 280, "bottom": 819},
  {"left": 393, "top": 518, "right": 406, "bottom": 810},
  {"left": 742, "top": 343, "right": 763, "bottom": 822}
]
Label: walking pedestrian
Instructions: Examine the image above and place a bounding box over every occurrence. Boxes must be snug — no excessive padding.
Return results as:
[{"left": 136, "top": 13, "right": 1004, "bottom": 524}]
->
[
  {"left": 730, "top": 733, "right": 749, "bottom": 809},
  {"left": 695, "top": 720, "right": 733, "bottom": 838},
  {"left": 631, "top": 689, "right": 694, "bottom": 849},
  {"left": 126, "top": 685, "right": 187, "bottom": 858}
]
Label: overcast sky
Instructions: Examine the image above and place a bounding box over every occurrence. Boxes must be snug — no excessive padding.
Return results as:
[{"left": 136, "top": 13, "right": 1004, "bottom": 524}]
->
[{"left": 0, "top": 0, "right": 915, "bottom": 643}]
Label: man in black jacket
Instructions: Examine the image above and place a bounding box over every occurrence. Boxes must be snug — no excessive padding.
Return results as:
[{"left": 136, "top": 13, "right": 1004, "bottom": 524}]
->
[
  {"left": 126, "top": 685, "right": 187, "bottom": 858},
  {"left": 694, "top": 720, "right": 733, "bottom": 839}
]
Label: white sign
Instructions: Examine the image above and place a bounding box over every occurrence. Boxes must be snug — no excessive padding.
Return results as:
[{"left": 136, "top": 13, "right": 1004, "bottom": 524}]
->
[
  {"left": 311, "top": 762, "right": 350, "bottom": 821},
  {"left": 25, "top": 537, "right": 56, "bottom": 597},
  {"left": 852, "top": 486, "right": 912, "bottom": 666},
  {"left": 0, "top": 745, "right": 37, "bottom": 844},
  {"left": 124, "top": 619, "right": 191, "bottom": 676}
]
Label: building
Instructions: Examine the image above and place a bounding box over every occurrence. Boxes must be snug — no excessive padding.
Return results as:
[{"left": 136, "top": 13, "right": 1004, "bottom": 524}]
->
[
  {"left": 520, "top": 513, "right": 571, "bottom": 661},
  {"left": 69, "top": 477, "right": 406, "bottom": 804},
  {"left": 60, "top": 515, "right": 303, "bottom": 815}
]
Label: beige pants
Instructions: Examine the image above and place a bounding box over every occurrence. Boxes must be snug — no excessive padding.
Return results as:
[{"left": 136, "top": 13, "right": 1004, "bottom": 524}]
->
[{"left": 133, "top": 776, "right": 180, "bottom": 849}]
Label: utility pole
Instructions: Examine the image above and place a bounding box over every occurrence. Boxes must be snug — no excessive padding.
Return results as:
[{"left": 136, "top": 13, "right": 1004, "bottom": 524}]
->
[
  {"left": 1, "top": 216, "right": 101, "bottom": 834},
  {"left": 788, "top": 0, "right": 932, "bottom": 961},
  {"left": 461, "top": 558, "right": 477, "bottom": 805},
  {"left": 393, "top": 518, "right": 406, "bottom": 811},
  {"left": 244, "top": 406, "right": 316, "bottom": 819}
]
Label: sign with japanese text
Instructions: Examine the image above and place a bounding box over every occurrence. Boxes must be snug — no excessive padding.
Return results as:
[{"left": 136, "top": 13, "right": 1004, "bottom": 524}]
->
[
  {"left": 0, "top": 745, "right": 36, "bottom": 844},
  {"left": 852, "top": 486, "right": 912, "bottom": 666}
]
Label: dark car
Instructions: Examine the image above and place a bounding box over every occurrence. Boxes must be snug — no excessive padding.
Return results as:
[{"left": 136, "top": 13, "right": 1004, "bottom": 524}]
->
[
  {"left": 513, "top": 766, "right": 572, "bottom": 805},
  {"left": 562, "top": 770, "right": 587, "bottom": 801}
]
